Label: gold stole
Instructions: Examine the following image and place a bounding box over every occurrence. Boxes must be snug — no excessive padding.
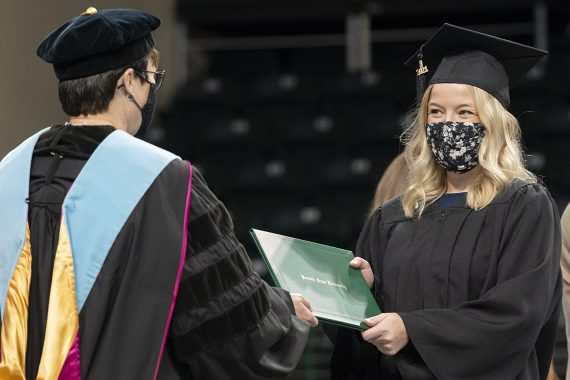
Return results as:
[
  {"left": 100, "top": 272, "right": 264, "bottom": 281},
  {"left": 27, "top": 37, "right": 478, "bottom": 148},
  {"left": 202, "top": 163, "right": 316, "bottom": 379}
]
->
[{"left": 0, "top": 218, "right": 79, "bottom": 379}]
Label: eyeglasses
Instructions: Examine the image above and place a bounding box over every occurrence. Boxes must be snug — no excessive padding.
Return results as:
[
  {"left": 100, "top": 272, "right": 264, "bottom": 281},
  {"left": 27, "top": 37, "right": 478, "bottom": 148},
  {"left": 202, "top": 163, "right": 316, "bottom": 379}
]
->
[{"left": 135, "top": 69, "right": 166, "bottom": 89}]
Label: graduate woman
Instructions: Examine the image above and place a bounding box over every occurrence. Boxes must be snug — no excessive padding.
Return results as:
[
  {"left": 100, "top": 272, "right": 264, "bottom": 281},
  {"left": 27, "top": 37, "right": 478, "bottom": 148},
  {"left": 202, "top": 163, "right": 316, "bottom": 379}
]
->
[{"left": 331, "top": 24, "right": 562, "bottom": 379}]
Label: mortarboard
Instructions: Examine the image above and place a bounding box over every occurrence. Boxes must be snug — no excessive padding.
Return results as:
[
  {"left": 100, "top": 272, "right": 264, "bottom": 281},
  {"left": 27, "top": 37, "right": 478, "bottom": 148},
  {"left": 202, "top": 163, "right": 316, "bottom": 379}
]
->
[
  {"left": 37, "top": 7, "right": 160, "bottom": 80},
  {"left": 405, "top": 23, "right": 548, "bottom": 108}
]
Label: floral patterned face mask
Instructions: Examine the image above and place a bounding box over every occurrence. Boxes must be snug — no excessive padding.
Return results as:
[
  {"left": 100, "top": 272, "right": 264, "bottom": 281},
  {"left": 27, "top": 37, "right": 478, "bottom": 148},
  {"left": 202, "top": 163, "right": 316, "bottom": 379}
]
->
[{"left": 426, "top": 121, "right": 486, "bottom": 174}]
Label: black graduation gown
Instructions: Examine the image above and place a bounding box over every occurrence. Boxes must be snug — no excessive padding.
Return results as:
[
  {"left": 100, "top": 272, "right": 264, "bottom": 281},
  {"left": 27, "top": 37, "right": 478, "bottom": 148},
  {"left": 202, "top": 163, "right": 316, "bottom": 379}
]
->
[
  {"left": 331, "top": 180, "right": 562, "bottom": 380},
  {"left": 24, "top": 125, "right": 309, "bottom": 379}
]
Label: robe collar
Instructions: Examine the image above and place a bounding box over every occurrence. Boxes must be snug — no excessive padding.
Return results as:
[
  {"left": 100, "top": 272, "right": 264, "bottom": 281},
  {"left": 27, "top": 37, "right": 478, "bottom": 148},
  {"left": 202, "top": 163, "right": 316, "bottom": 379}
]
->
[{"left": 34, "top": 124, "right": 115, "bottom": 158}]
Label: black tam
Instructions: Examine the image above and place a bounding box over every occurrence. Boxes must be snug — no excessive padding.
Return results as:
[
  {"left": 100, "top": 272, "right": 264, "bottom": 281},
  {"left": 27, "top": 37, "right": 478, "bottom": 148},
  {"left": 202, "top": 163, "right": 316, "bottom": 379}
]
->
[{"left": 36, "top": 8, "right": 160, "bottom": 80}]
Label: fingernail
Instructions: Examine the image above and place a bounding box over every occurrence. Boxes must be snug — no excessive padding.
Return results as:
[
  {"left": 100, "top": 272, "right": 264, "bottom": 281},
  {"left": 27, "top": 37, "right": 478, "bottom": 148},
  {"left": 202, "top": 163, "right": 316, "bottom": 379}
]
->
[{"left": 350, "top": 259, "right": 358, "bottom": 265}]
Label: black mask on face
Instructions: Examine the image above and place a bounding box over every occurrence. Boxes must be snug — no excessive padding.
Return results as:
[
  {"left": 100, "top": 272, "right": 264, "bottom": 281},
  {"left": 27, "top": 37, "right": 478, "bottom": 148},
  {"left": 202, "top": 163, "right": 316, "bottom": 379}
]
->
[{"left": 128, "top": 83, "right": 157, "bottom": 138}]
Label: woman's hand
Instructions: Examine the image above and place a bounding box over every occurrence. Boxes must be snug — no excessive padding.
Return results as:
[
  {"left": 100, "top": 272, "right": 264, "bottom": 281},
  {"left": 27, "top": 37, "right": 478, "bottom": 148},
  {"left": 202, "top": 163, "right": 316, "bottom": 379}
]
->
[
  {"left": 361, "top": 313, "right": 409, "bottom": 356},
  {"left": 290, "top": 293, "right": 319, "bottom": 327},
  {"left": 350, "top": 257, "right": 374, "bottom": 288}
]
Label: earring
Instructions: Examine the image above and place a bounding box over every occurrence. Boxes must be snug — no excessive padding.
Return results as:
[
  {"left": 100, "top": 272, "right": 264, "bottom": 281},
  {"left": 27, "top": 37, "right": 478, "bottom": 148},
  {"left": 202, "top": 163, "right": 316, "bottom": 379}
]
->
[{"left": 127, "top": 93, "right": 134, "bottom": 101}]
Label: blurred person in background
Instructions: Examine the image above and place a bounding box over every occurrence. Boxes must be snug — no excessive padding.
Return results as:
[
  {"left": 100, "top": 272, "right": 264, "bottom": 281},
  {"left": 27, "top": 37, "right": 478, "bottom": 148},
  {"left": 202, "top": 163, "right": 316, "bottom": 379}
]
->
[
  {"left": 332, "top": 24, "right": 562, "bottom": 379},
  {"left": 369, "top": 153, "right": 407, "bottom": 215},
  {"left": 560, "top": 203, "right": 570, "bottom": 380},
  {"left": 0, "top": 7, "right": 317, "bottom": 379}
]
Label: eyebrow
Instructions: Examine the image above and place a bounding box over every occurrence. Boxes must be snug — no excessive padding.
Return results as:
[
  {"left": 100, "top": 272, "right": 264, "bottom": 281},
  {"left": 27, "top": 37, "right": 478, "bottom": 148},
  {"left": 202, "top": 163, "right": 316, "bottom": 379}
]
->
[{"left": 428, "top": 102, "right": 476, "bottom": 108}]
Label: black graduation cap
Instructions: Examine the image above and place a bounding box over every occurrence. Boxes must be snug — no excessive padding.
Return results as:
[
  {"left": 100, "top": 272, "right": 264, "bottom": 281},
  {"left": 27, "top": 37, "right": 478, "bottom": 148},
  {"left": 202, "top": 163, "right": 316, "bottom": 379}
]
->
[
  {"left": 405, "top": 23, "right": 547, "bottom": 108},
  {"left": 37, "top": 7, "right": 160, "bottom": 80}
]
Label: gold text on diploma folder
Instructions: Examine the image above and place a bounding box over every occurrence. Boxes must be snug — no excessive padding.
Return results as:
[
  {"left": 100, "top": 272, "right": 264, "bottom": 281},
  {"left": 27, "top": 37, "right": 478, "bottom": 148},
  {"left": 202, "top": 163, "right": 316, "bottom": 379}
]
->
[{"left": 300, "top": 274, "right": 348, "bottom": 290}]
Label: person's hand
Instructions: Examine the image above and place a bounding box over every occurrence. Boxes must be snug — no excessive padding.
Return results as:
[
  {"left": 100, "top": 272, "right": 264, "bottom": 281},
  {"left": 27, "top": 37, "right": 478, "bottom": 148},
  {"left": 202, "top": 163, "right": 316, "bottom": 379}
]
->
[
  {"left": 361, "top": 313, "right": 408, "bottom": 356},
  {"left": 290, "top": 293, "right": 319, "bottom": 327},
  {"left": 350, "top": 257, "right": 374, "bottom": 288}
]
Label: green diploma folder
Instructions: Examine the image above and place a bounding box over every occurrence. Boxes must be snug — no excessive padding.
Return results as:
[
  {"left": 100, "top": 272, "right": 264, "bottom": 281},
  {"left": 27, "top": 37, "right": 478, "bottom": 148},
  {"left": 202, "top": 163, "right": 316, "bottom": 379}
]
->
[{"left": 250, "top": 229, "right": 381, "bottom": 330}]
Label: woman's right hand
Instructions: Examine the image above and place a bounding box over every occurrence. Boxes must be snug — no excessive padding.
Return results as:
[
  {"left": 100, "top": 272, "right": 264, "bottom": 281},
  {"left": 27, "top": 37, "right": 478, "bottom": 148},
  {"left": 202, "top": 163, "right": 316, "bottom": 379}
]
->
[
  {"left": 290, "top": 293, "right": 319, "bottom": 327},
  {"left": 350, "top": 257, "right": 374, "bottom": 288}
]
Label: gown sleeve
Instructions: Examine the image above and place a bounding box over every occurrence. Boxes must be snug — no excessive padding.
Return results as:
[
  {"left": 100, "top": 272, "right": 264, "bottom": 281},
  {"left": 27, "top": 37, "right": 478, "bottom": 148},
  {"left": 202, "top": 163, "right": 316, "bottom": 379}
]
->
[
  {"left": 168, "top": 168, "right": 310, "bottom": 379},
  {"left": 399, "top": 184, "right": 562, "bottom": 379}
]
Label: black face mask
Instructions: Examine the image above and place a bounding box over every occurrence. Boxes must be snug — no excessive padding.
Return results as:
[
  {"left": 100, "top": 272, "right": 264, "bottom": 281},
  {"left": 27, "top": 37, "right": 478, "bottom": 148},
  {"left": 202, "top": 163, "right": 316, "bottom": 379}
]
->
[
  {"left": 426, "top": 121, "right": 486, "bottom": 174},
  {"left": 130, "top": 83, "right": 157, "bottom": 138}
]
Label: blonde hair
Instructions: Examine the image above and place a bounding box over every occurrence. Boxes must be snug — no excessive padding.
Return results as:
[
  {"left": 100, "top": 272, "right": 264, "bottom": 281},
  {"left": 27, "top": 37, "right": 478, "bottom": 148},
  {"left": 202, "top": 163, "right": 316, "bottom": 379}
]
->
[
  {"left": 400, "top": 84, "right": 536, "bottom": 218},
  {"left": 148, "top": 48, "right": 161, "bottom": 67}
]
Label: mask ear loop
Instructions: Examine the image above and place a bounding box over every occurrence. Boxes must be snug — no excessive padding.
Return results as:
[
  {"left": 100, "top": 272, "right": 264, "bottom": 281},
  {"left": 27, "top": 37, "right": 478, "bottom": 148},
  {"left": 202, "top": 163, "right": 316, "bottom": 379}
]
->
[{"left": 117, "top": 83, "right": 143, "bottom": 111}]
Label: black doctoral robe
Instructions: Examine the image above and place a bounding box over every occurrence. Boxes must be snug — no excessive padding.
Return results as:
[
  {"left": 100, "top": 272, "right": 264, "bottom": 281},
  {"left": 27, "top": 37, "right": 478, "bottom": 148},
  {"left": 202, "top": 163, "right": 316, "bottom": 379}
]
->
[
  {"left": 23, "top": 124, "right": 309, "bottom": 379},
  {"left": 331, "top": 180, "right": 562, "bottom": 379}
]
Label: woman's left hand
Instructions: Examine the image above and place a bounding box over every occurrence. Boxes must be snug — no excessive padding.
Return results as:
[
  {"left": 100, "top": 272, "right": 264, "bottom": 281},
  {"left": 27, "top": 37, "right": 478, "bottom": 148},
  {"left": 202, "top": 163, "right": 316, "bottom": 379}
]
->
[
  {"left": 349, "top": 257, "right": 374, "bottom": 288},
  {"left": 361, "top": 313, "right": 409, "bottom": 356}
]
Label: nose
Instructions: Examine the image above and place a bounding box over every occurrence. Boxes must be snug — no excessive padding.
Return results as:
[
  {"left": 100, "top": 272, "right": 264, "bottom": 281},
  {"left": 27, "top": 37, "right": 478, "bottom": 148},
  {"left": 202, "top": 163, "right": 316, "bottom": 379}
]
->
[{"left": 443, "top": 112, "right": 462, "bottom": 122}]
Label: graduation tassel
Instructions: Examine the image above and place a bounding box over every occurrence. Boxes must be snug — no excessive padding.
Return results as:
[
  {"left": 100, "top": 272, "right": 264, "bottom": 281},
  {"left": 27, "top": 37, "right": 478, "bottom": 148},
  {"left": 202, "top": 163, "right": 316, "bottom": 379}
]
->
[{"left": 415, "top": 48, "right": 429, "bottom": 104}]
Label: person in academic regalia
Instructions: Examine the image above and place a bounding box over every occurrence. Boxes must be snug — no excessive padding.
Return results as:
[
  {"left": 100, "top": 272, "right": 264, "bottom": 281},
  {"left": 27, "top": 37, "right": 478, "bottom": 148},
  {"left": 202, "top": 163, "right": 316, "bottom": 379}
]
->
[
  {"left": 330, "top": 24, "right": 562, "bottom": 379},
  {"left": 0, "top": 8, "right": 318, "bottom": 380},
  {"left": 560, "top": 203, "right": 570, "bottom": 379}
]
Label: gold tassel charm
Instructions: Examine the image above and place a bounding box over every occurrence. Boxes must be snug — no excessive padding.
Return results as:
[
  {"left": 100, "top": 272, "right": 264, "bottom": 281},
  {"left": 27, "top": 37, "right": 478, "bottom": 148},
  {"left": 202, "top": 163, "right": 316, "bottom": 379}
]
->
[{"left": 416, "top": 59, "right": 428, "bottom": 76}]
